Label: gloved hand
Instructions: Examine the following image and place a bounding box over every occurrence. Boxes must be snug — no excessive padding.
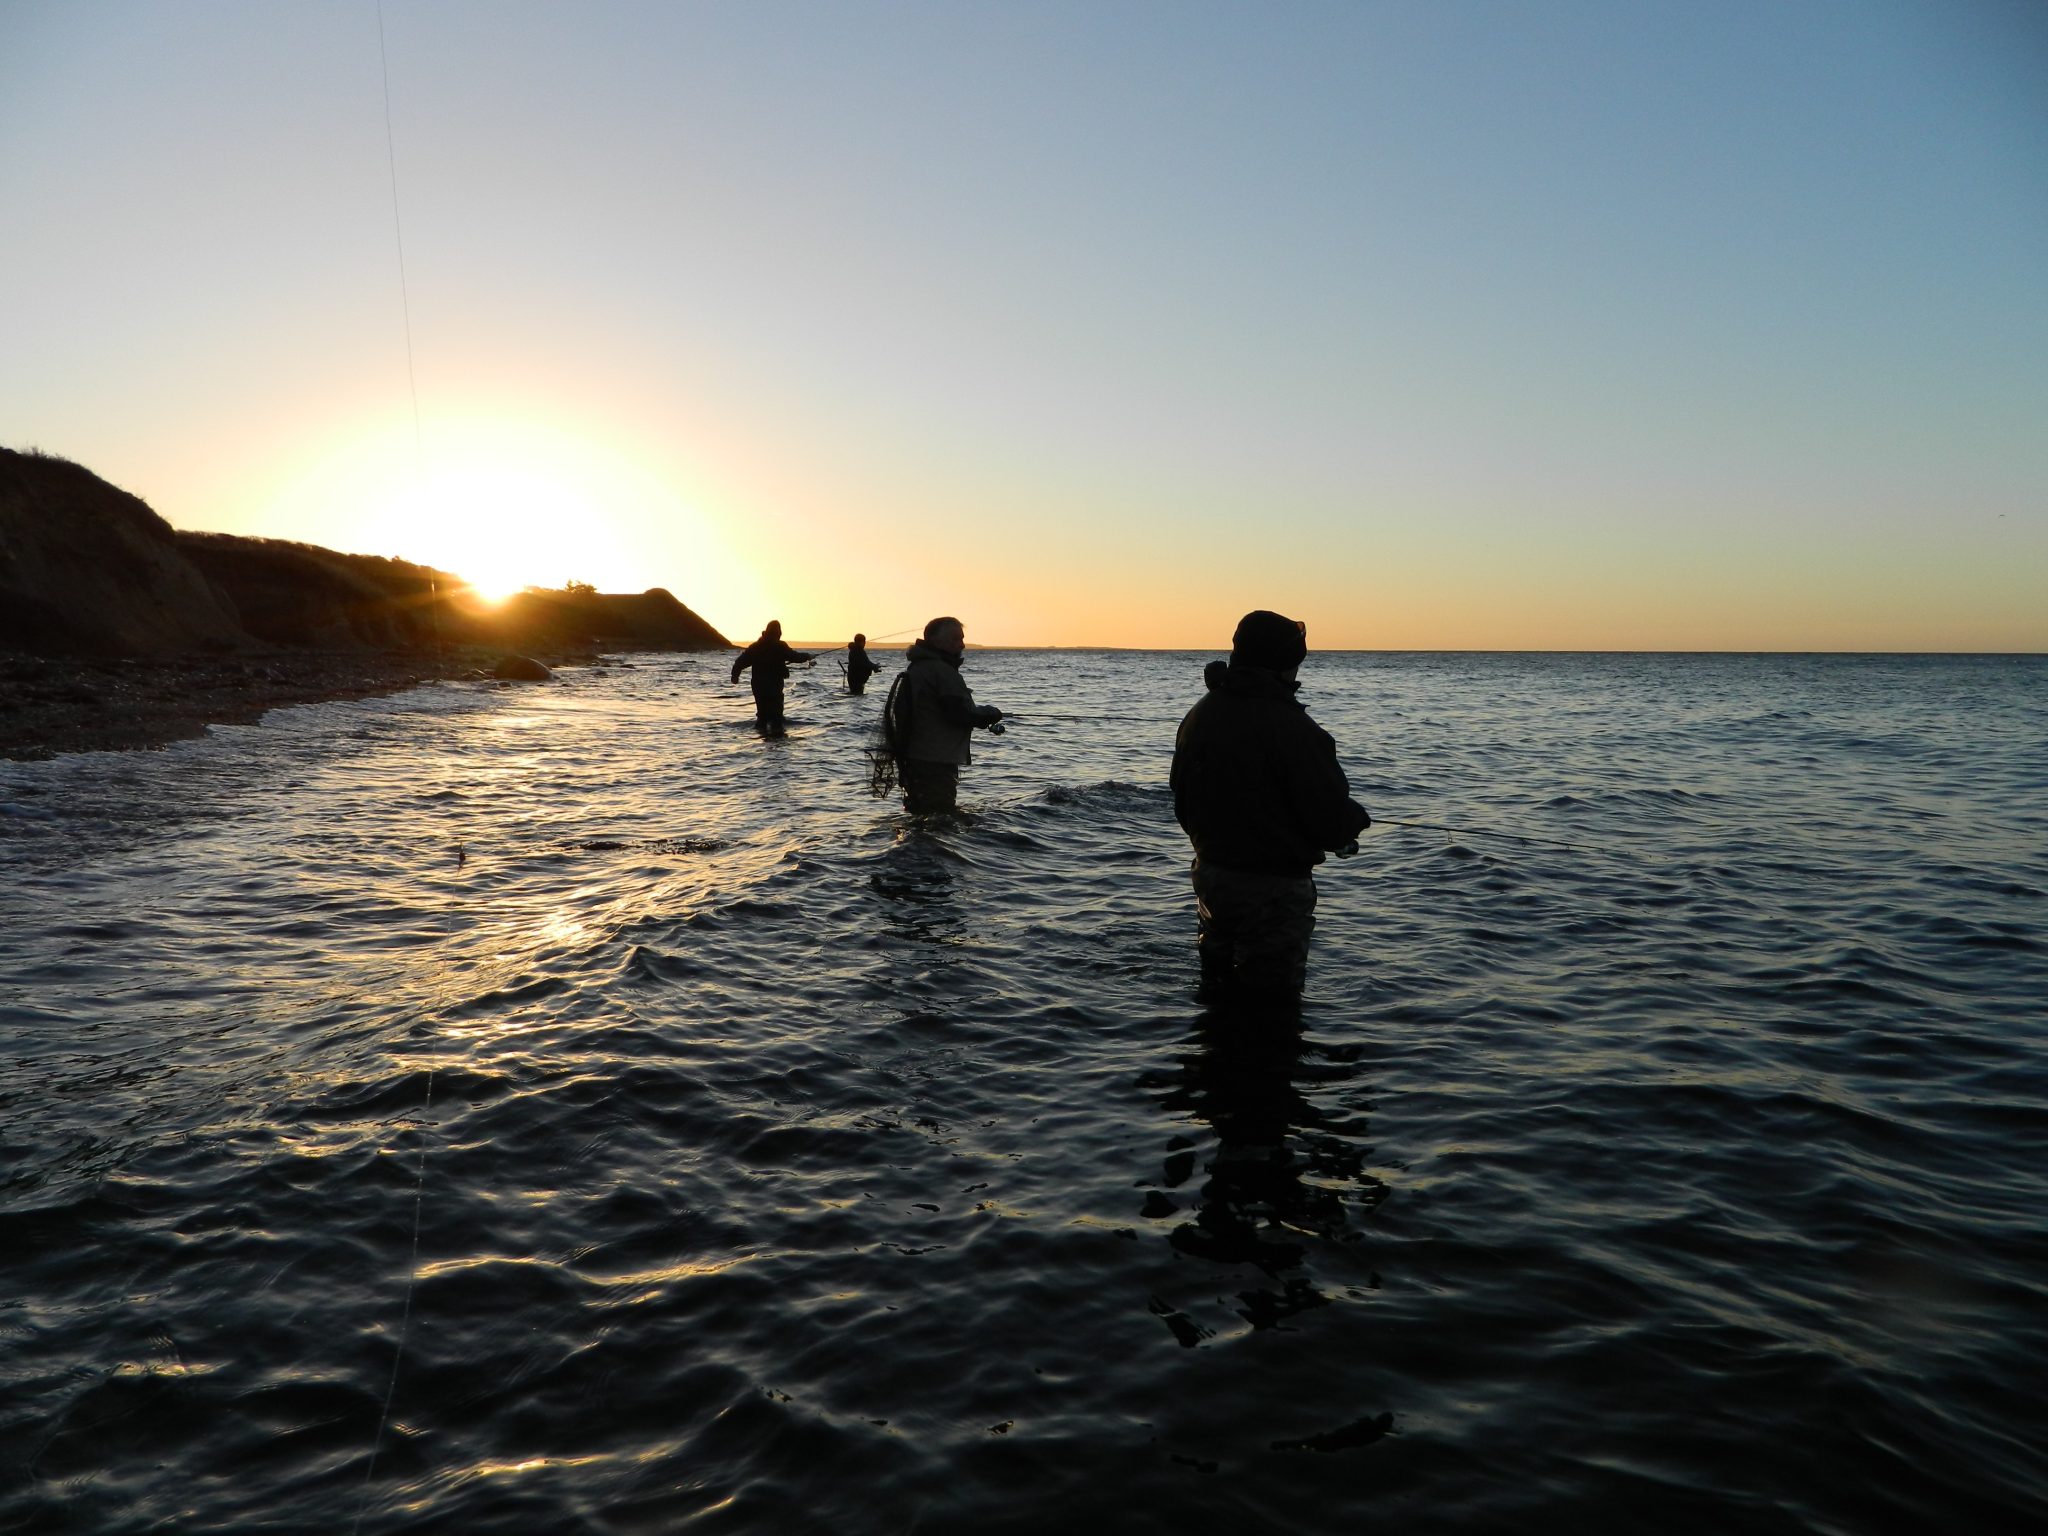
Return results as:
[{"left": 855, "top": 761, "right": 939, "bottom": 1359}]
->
[{"left": 975, "top": 706, "right": 1004, "bottom": 727}]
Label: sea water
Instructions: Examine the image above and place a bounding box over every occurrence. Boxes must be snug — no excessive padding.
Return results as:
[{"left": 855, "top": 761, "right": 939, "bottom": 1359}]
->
[{"left": 1, "top": 650, "right": 2043, "bottom": 1533}]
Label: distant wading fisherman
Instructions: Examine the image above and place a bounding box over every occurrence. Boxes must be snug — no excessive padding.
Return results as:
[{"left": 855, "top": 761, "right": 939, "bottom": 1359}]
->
[
  {"left": 844, "top": 633, "right": 884, "bottom": 695},
  {"left": 876, "top": 616, "right": 1005, "bottom": 813},
  {"left": 730, "top": 619, "right": 812, "bottom": 735},
  {"left": 1170, "top": 610, "right": 1370, "bottom": 1002}
]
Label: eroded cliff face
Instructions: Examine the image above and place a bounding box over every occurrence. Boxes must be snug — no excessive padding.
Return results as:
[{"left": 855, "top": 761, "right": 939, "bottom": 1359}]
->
[
  {"left": 1, "top": 447, "right": 732, "bottom": 660},
  {"left": 175, "top": 532, "right": 457, "bottom": 648},
  {"left": 0, "top": 448, "right": 245, "bottom": 654}
]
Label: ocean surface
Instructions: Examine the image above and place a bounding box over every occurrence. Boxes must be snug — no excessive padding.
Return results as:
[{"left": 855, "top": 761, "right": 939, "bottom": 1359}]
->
[{"left": 2, "top": 649, "right": 2044, "bottom": 1534}]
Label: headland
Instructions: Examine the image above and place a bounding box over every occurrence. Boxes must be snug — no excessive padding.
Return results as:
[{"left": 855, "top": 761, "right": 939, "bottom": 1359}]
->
[{"left": 0, "top": 447, "right": 729, "bottom": 760}]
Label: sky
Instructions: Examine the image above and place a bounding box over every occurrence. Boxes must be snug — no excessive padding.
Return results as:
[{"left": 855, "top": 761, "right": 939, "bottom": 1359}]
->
[{"left": 3, "top": 1, "right": 2044, "bottom": 650}]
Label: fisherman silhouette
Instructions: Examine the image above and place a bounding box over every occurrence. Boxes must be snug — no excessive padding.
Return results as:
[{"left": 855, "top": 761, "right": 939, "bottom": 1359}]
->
[
  {"left": 729, "top": 620, "right": 813, "bottom": 735},
  {"left": 876, "top": 616, "right": 1005, "bottom": 813},
  {"left": 844, "top": 633, "right": 886, "bottom": 695},
  {"left": 1170, "top": 610, "right": 1370, "bottom": 1000}
]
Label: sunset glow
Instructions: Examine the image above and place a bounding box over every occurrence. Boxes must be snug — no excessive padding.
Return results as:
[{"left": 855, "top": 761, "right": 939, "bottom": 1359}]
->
[
  {"left": 361, "top": 460, "right": 624, "bottom": 601},
  {"left": 2, "top": 3, "right": 2041, "bottom": 649},
  {"left": 262, "top": 415, "right": 759, "bottom": 622}
]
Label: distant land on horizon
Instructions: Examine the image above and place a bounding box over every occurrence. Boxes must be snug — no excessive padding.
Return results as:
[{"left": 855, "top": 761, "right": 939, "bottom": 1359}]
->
[{"left": 789, "top": 640, "right": 2045, "bottom": 658}]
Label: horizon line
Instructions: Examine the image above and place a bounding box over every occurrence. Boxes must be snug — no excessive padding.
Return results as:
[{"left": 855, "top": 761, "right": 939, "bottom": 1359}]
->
[{"left": 779, "top": 643, "right": 2048, "bottom": 658}]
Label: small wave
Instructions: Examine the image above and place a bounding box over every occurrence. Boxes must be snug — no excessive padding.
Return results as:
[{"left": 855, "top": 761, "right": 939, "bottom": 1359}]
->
[
  {"left": 444, "top": 975, "right": 571, "bottom": 1018},
  {"left": 713, "top": 897, "right": 804, "bottom": 921},
  {"left": 623, "top": 944, "right": 711, "bottom": 983},
  {"left": 565, "top": 836, "right": 727, "bottom": 855},
  {"left": 1037, "top": 780, "right": 1171, "bottom": 812}
]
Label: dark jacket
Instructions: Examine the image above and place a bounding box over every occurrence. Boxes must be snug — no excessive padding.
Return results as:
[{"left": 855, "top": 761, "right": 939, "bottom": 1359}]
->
[
  {"left": 1171, "top": 661, "right": 1370, "bottom": 876},
  {"left": 895, "top": 639, "right": 999, "bottom": 765},
  {"left": 731, "top": 637, "right": 811, "bottom": 689},
  {"left": 847, "top": 643, "right": 880, "bottom": 689}
]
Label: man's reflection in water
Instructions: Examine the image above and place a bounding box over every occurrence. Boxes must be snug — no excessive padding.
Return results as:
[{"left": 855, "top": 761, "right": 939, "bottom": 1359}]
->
[
  {"left": 1150, "top": 1003, "right": 1385, "bottom": 1329},
  {"left": 869, "top": 829, "right": 967, "bottom": 949}
]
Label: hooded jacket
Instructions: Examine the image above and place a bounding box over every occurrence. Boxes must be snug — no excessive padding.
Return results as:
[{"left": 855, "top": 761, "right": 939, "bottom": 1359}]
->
[
  {"left": 731, "top": 635, "right": 811, "bottom": 689},
  {"left": 895, "top": 639, "right": 997, "bottom": 766},
  {"left": 846, "top": 642, "right": 879, "bottom": 689},
  {"left": 1171, "top": 661, "right": 1370, "bottom": 875}
]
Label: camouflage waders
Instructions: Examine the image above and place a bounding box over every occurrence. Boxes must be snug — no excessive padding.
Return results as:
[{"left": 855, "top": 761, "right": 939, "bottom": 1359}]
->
[{"left": 1190, "top": 857, "right": 1317, "bottom": 997}]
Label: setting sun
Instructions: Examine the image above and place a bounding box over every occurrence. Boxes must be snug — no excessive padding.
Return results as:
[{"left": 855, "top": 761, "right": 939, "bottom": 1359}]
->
[
  {"left": 260, "top": 415, "right": 759, "bottom": 624},
  {"left": 350, "top": 426, "right": 641, "bottom": 598},
  {"left": 374, "top": 464, "right": 617, "bottom": 601}
]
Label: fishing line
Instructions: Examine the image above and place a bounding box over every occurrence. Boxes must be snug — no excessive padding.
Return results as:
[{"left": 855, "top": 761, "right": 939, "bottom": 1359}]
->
[
  {"left": 1371, "top": 818, "right": 1608, "bottom": 854},
  {"left": 354, "top": 11, "right": 440, "bottom": 1528},
  {"left": 351, "top": 1065, "right": 436, "bottom": 1534},
  {"left": 376, "top": 0, "right": 422, "bottom": 463}
]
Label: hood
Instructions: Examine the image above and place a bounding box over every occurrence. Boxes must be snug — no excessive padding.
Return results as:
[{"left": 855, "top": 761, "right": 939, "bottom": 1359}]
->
[
  {"left": 1204, "top": 660, "right": 1300, "bottom": 701},
  {"left": 906, "top": 638, "right": 962, "bottom": 669}
]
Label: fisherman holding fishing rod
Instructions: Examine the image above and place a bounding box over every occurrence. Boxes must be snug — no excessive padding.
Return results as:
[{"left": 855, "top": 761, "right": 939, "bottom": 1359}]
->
[
  {"left": 870, "top": 616, "right": 1006, "bottom": 813},
  {"left": 842, "top": 633, "right": 885, "bottom": 695},
  {"left": 730, "top": 619, "right": 814, "bottom": 736},
  {"left": 1170, "top": 610, "right": 1370, "bottom": 1003}
]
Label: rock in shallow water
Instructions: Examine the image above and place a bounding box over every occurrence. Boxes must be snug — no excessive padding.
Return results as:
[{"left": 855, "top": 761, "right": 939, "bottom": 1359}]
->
[{"left": 492, "top": 654, "right": 552, "bottom": 682}]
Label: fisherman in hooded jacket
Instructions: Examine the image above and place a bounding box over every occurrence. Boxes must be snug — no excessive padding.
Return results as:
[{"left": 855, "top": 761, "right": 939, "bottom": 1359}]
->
[
  {"left": 888, "top": 615, "right": 1004, "bottom": 813},
  {"left": 844, "top": 633, "right": 884, "bottom": 695},
  {"left": 730, "top": 619, "right": 812, "bottom": 734},
  {"left": 1170, "top": 610, "right": 1370, "bottom": 1000}
]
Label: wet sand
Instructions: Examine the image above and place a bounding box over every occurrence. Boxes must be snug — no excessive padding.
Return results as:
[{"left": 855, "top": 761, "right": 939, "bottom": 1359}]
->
[{"left": 0, "top": 649, "right": 571, "bottom": 761}]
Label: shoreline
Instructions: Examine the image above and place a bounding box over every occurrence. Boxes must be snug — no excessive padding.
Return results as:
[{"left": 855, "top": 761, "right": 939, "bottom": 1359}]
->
[{"left": 0, "top": 647, "right": 605, "bottom": 762}]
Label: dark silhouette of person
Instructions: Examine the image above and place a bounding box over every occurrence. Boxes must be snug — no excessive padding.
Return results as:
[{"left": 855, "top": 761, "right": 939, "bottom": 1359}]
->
[
  {"left": 881, "top": 616, "right": 1004, "bottom": 813},
  {"left": 1170, "top": 610, "right": 1369, "bottom": 1000},
  {"left": 729, "top": 619, "right": 812, "bottom": 735},
  {"left": 845, "top": 633, "right": 885, "bottom": 695}
]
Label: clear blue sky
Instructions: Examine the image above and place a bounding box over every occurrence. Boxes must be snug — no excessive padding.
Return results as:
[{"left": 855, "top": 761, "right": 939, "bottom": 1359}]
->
[{"left": 4, "top": 1, "right": 2043, "bottom": 647}]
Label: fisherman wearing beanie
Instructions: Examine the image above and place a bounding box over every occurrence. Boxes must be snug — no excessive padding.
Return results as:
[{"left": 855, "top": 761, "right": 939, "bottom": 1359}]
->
[
  {"left": 730, "top": 619, "right": 814, "bottom": 735},
  {"left": 1170, "top": 610, "right": 1370, "bottom": 1001},
  {"left": 1228, "top": 608, "right": 1309, "bottom": 673},
  {"left": 844, "top": 632, "right": 885, "bottom": 695}
]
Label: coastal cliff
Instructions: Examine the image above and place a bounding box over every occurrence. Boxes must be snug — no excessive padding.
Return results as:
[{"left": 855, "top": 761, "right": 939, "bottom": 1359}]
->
[
  {"left": 0, "top": 448, "right": 246, "bottom": 654},
  {"left": 0, "top": 446, "right": 731, "bottom": 758},
  {"left": 1, "top": 447, "right": 728, "bottom": 658}
]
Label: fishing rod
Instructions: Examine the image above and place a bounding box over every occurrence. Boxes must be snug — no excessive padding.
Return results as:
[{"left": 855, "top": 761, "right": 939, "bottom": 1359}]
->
[
  {"left": 1000, "top": 711, "right": 1186, "bottom": 726},
  {"left": 1371, "top": 818, "right": 1604, "bottom": 853}
]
